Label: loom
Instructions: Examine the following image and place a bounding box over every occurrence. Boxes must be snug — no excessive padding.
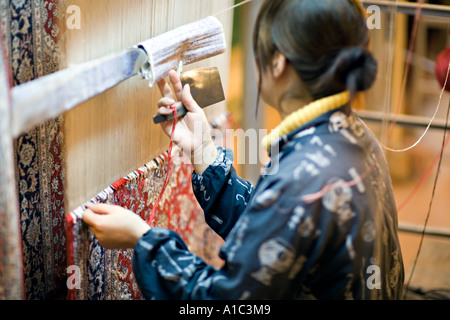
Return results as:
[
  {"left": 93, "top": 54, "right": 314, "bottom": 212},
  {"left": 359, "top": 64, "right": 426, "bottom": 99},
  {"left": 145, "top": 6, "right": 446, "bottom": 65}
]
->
[
  {"left": 2, "top": 0, "right": 450, "bottom": 301},
  {"left": 0, "top": 26, "right": 24, "bottom": 300},
  {"left": 11, "top": 16, "right": 227, "bottom": 138},
  {"left": 0, "top": 0, "right": 234, "bottom": 300}
]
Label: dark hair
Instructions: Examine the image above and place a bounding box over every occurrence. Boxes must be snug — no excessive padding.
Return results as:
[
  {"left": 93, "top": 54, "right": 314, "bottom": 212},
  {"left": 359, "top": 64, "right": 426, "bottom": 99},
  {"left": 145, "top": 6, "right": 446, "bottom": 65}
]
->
[{"left": 253, "top": 0, "right": 378, "bottom": 101}]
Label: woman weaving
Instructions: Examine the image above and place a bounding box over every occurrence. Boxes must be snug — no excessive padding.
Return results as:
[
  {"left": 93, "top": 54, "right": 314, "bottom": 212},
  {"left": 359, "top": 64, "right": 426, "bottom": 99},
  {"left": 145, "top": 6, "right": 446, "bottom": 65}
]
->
[{"left": 83, "top": 0, "right": 404, "bottom": 299}]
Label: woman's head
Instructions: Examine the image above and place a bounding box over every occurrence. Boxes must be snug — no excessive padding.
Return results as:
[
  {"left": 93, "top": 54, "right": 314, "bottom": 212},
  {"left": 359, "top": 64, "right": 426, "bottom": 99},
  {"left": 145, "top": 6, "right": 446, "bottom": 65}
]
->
[{"left": 253, "top": 0, "right": 378, "bottom": 101}]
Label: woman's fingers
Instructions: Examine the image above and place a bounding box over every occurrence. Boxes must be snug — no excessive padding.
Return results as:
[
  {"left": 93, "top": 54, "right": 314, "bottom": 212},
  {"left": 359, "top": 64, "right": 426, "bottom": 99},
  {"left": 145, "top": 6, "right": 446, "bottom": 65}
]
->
[
  {"left": 85, "top": 203, "right": 112, "bottom": 215},
  {"left": 181, "top": 84, "right": 202, "bottom": 113},
  {"left": 168, "top": 70, "right": 183, "bottom": 101},
  {"left": 157, "top": 97, "right": 177, "bottom": 116},
  {"left": 82, "top": 208, "right": 101, "bottom": 228},
  {"left": 158, "top": 97, "right": 175, "bottom": 107},
  {"left": 157, "top": 107, "right": 174, "bottom": 116},
  {"left": 157, "top": 70, "right": 201, "bottom": 110},
  {"left": 157, "top": 77, "right": 175, "bottom": 100}
]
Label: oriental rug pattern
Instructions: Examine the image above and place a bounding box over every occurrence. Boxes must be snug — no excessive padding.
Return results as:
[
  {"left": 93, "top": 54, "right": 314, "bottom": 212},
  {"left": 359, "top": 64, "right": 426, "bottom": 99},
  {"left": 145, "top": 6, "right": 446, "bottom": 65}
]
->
[
  {"left": 67, "top": 149, "right": 225, "bottom": 300},
  {"left": 0, "top": 0, "right": 67, "bottom": 299}
]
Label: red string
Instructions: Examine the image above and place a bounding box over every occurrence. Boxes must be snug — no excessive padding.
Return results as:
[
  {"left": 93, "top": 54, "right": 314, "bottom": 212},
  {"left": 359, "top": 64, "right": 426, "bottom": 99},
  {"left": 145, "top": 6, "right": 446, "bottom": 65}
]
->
[
  {"left": 301, "top": 153, "right": 380, "bottom": 204},
  {"left": 147, "top": 105, "right": 177, "bottom": 225}
]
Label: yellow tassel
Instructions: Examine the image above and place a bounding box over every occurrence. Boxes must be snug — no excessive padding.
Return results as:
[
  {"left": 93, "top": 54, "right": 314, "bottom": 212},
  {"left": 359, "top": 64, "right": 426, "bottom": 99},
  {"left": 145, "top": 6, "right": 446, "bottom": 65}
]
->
[{"left": 262, "top": 91, "right": 350, "bottom": 152}]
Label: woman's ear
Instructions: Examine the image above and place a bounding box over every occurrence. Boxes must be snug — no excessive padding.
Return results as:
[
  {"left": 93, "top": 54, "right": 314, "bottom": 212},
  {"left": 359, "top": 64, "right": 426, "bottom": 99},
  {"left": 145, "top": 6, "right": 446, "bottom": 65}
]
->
[{"left": 272, "top": 51, "right": 287, "bottom": 79}]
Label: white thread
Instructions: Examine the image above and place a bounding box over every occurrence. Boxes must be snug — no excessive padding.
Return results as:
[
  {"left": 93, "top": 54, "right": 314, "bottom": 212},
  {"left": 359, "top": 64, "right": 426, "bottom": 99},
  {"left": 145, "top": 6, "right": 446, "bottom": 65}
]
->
[
  {"left": 212, "top": 0, "right": 255, "bottom": 17},
  {"left": 381, "top": 60, "right": 450, "bottom": 153},
  {"left": 212, "top": 0, "right": 447, "bottom": 156}
]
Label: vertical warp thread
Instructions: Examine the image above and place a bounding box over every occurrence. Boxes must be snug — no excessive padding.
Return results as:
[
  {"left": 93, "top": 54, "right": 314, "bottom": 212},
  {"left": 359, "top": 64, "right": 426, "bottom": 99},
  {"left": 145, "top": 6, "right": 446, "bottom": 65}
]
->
[{"left": 148, "top": 106, "right": 178, "bottom": 226}]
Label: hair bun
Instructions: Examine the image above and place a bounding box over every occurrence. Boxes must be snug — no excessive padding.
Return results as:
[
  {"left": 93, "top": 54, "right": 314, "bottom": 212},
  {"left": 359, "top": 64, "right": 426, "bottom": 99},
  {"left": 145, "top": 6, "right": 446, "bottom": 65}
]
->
[{"left": 333, "top": 47, "right": 378, "bottom": 93}]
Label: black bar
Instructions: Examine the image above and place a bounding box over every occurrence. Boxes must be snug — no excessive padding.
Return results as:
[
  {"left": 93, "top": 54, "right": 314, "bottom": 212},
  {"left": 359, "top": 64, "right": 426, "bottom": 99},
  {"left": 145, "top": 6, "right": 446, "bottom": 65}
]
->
[
  {"left": 153, "top": 105, "right": 188, "bottom": 124},
  {"left": 356, "top": 110, "right": 449, "bottom": 130},
  {"left": 398, "top": 222, "right": 450, "bottom": 238}
]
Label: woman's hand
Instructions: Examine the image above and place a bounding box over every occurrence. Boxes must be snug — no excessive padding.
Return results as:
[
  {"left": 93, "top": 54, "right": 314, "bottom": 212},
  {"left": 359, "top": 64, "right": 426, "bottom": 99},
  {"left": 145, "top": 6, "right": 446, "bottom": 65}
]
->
[
  {"left": 157, "top": 70, "right": 217, "bottom": 174},
  {"left": 82, "top": 203, "right": 151, "bottom": 249}
]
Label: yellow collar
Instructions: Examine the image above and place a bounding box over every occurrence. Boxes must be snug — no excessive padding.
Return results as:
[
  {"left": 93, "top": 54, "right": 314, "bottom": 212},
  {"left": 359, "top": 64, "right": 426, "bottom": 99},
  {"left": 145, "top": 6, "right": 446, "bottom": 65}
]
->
[{"left": 262, "top": 91, "right": 350, "bottom": 152}]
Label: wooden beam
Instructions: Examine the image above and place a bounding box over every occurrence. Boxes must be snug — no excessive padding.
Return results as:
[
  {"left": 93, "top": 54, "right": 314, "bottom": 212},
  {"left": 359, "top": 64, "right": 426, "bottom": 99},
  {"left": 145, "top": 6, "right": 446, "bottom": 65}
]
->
[
  {"left": 360, "top": 0, "right": 450, "bottom": 19},
  {"left": 356, "top": 109, "right": 450, "bottom": 131},
  {"left": 11, "top": 16, "right": 227, "bottom": 138}
]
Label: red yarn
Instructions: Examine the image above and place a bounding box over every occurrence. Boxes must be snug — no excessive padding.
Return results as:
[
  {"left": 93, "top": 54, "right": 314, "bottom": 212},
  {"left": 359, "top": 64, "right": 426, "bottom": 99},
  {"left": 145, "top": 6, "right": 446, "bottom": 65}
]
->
[
  {"left": 148, "top": 105, "right": 177, "bottom": 225},
  {"left": 435, "top": 46, "right": 450, "bottom": 92}
]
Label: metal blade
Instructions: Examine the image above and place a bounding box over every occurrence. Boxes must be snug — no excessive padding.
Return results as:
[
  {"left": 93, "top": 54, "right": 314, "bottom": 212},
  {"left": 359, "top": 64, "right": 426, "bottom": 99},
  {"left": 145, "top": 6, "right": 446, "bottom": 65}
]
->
[
  {"left": 153, "top": 67, "right": 225, "bottom": 124},
  {"left": 180, "top": 67, "right": 225, "bottom": 108}
]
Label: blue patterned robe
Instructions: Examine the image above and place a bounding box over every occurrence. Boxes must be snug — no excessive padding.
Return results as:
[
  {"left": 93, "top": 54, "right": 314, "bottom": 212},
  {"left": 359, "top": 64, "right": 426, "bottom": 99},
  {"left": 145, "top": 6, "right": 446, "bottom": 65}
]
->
[{"left": 133, "top": 105, "right": 404, "bottom": 300}]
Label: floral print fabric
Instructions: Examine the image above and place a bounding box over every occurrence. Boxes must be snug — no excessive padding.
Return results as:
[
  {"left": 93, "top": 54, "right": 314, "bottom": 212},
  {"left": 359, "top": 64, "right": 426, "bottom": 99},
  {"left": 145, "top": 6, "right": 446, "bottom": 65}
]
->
[{"left": 133, "top": 105, "right": 404, "bottom": 300}]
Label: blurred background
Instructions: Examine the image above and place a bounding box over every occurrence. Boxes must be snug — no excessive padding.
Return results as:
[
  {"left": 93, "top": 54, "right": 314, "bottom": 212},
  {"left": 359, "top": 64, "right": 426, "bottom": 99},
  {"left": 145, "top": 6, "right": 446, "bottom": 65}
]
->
[{"left": 226, "top": 0, "right": 450, "bottom": 299}]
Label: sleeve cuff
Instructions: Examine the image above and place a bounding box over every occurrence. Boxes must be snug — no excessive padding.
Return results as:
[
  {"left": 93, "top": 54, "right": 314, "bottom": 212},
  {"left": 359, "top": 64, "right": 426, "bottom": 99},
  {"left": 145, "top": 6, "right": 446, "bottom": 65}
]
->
[{"left": 193, "top": 146, "right": 233, "bottom": 176}]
